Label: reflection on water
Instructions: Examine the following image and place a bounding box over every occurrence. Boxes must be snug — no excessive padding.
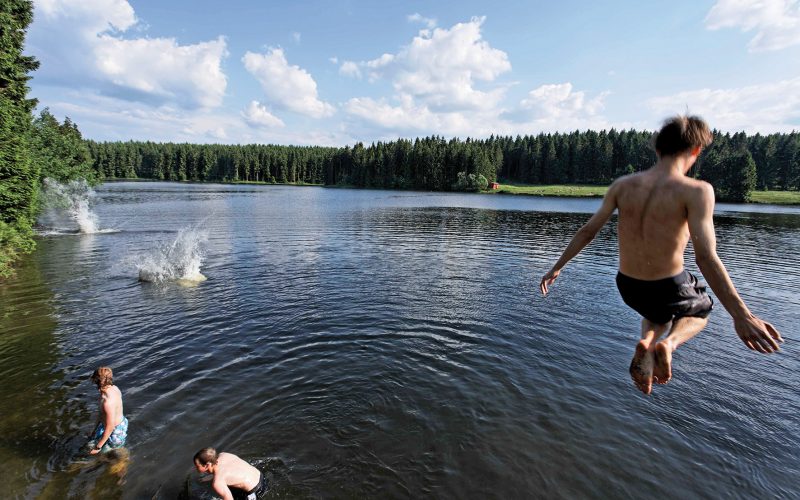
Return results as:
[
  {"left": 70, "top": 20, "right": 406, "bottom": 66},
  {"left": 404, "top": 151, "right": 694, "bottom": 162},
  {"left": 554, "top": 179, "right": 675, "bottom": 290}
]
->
[
  {"left": 1, "top": 182, "right": 798, "bottom": 499},
  {"left": 0, "top": 253, "right": 125, "bottom": 499},
  {"left": 0, "top": 254, "right": 62, "bottom": 496}
]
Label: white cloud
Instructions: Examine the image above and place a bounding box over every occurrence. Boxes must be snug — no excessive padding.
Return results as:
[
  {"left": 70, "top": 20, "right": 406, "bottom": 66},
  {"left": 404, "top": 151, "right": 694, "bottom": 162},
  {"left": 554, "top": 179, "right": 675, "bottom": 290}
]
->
[
  {"left": 647, "top": 77, "right": 800, "bottom": 133},
  {"left": 365, "top": 53, "right": 395, "bottom": 69},
  {"left": 339, "top": 61, "right": 362, "bottom": 78},
  {"left": 520, "top": 83, "right": 607, "bottom": 119},
  {"left": 345, "top": 96, "right": 427, "bottom": 130},
  {"left": 42, "top": 95, "right": 238, "bottom": 143},
  {"left": 705, "top": 0, "right": 800, "bottom": 51},
  {"left": 242, "top": 48, "right": 335, "bottom": 118},
  {"left": 344, "top": 83, "right": 613, "bottom": 139},
  {"left": 339, "top": 18, "right": 620, "bottom": 138},
  {"left": 292, "top": 32, "right": 302, "bottom": 43},
  {"left": 36, "top": 0, "right": 137, "bottom": 33},
  {"left": 488, "top": 83, "right": 612, "bottom": 132},
  {"left": 389, "top": 17, "right": 510, "bottom": 111},
  {"left": 242, "top": 101, "right": 285, "bottom": 128},
  {"left": 344, "top": 95, "right": 508, "bottom": 138},
  {"left": 408, "top": 13, "right": 437, "bottom": 29},
  {"left": 361, "top": 53, "right": 395, "bottom": 82},
  {"left": 28, "top": 0, "right": 228, "bottom": 108},
  {"left": 42, "top": 93, "right": 354, "bottom": 145},
  {"left": 345, "top": 17, "right": 510, "bottom": 111},
  {"left": 93, "top": 36, "right": 227, "bottom": 107},
  {"left": 342, "top": 16, "right": 512, "bottom": 136}
]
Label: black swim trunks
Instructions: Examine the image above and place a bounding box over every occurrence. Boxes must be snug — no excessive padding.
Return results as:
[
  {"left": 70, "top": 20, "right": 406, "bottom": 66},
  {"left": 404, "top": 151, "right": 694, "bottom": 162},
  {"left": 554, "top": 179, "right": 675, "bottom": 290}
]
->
[
  {"left": 231, "top": 472, "right": 268, "bottom": 500},
  {"left": 616, "top": 270, "right": 713, "bottom": 324}
]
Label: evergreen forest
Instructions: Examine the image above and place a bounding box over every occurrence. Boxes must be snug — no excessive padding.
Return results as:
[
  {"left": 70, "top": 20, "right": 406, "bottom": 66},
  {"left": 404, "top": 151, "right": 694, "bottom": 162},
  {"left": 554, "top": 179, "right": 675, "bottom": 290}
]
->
[{"left": 88, "top": 128, "right": 799, "bottom": 203}]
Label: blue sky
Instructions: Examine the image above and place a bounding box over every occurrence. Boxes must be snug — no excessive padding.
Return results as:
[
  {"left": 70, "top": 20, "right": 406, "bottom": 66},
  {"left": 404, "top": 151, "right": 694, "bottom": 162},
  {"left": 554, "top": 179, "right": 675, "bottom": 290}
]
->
[{"left": 25, "top": 0, "right": 800, "bottom": 145}]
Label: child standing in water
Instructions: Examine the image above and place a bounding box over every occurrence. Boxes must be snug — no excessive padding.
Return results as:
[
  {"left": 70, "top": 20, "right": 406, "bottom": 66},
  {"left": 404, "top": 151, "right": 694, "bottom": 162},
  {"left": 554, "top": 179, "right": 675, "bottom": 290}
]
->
[{"left": 88, "top": 366, "right": 128, "bottom": 453}]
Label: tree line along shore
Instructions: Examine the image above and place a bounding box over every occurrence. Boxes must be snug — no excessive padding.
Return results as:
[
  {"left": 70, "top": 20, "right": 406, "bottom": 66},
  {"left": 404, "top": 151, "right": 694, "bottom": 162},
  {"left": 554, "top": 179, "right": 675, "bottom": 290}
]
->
[
  {"left": 2, "top": 1, "right": 799, "bottom": 279},
  {"left": 87, "top": 128, "right": 800, "bottom": 205}
]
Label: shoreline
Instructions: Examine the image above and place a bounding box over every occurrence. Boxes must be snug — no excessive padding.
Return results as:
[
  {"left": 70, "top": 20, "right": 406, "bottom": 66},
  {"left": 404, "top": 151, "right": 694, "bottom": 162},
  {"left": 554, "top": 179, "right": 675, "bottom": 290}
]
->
[
  {"left": 490, "top": 183, "right": 800, "bottom": 205},
  {"left": 98, "top": 178, "right": 800, "bottom": 206}
]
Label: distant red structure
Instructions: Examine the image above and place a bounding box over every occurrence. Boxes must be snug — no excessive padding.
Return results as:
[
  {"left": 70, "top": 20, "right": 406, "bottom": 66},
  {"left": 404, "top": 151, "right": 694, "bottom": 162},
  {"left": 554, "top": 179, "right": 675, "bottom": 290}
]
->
[{"left": 489, "top": 182, "right": 500, "bottom": 190}]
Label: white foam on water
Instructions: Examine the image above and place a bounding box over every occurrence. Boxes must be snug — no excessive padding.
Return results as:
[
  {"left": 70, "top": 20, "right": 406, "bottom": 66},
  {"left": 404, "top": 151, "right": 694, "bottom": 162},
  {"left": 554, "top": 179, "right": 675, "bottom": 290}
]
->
[
  {"left": 135, "top": 227, "right": 208, "bottom": 284},
  {"left": 73, "top": 198, "right": 98, "bottom": 234},
  {"left": 38, "top": 178, "right": 104, "bottom": 234}
]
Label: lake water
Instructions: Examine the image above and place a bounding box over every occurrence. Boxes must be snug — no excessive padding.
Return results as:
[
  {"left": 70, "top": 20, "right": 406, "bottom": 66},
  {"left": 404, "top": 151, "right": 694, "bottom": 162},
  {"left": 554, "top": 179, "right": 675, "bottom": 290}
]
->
[{"left": 1, "top": 182, "right": 798, "bottom": 499}]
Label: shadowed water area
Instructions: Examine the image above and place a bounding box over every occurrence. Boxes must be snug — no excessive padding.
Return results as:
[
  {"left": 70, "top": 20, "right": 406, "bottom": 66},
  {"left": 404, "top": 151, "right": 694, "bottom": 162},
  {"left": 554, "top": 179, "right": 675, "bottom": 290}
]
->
[{"left": 1, "top": 182, "right": 798, "bottom": 499}]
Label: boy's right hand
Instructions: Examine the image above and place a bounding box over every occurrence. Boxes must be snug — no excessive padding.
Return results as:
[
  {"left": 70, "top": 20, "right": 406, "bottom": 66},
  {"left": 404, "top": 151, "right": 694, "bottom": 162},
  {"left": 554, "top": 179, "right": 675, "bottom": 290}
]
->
[{"left": 540, "top": 269, "right": 560, "bottom": 295}]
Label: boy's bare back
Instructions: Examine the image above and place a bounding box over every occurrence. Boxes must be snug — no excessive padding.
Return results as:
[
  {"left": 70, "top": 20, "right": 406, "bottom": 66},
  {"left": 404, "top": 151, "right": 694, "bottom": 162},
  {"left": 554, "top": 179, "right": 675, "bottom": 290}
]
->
[
  {"left": 613, "top": 169, "right": 710, "bottom": 280},
  {"left": 214, "top": 452, "right": 261, "bottom": 491}
]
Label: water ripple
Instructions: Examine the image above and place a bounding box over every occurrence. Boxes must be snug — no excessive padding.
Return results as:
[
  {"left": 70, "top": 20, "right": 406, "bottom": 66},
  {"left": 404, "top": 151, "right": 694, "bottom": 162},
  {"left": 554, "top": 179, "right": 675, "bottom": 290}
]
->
[{"left": 1, "top": 183, "right": 798, "bottom": 498}]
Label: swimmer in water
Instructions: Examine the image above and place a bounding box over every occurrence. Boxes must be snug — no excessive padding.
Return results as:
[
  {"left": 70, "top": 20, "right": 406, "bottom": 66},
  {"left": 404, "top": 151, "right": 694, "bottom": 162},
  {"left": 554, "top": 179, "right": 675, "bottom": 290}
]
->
[
  {"left": 88, "top": 366, "right": 128, "bottom": 453},
  {"left": 193, "top": 447, "right": 267, "bottom": 500},
  {"left": 540, "top": 115, "right": 783, "bottom": 395}
]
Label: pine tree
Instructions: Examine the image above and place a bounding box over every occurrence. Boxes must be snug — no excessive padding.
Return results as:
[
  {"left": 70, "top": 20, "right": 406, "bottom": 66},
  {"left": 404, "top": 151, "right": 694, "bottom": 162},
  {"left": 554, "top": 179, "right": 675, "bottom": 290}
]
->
[
  {"left": 0, "top": 0, "right": 40, "bottom": 277},
  {"left": 724, "top": 150, "right": 757, "bottom": 202},
  {"left": 29, "top": 109, "right": 94, "bottom": 183}
]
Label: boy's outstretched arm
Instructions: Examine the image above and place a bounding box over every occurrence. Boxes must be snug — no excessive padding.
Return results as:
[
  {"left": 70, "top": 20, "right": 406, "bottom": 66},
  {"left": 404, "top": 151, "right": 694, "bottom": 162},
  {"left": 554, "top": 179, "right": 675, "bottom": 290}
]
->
[
  {"left": 540, "top": 182, "right": 619, "bottom": 295},
  {"left": 688, "top": 182, "right": 783, "bottom": 353}
]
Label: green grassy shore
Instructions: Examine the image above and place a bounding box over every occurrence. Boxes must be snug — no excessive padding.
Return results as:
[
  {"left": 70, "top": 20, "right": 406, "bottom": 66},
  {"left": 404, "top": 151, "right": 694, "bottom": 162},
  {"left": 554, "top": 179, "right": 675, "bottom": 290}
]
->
[
  {"left": 748, "top": 190, "right": 800, "bottom": 205},
  {"left": 495, "top": 184, "right": 607, "bottom": 198},
  {"left": 493, "top": 183, "right": 800, "bottom": 205}
]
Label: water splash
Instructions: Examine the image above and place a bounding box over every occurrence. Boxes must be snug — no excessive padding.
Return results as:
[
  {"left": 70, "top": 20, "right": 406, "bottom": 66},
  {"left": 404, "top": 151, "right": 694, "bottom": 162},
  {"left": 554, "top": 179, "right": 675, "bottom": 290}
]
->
[
  {"left": 136, "top": 227, "right": 208, "bottom": 284},
  {"left": 39, "top": 178, "right": 103, "bottom": 234}
]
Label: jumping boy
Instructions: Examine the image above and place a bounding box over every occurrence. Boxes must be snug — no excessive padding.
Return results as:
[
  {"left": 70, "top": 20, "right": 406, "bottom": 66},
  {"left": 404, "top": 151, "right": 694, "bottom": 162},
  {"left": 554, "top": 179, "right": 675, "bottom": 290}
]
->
[{"left": 540, "top": 115, "right": 783, "bottom": 395}]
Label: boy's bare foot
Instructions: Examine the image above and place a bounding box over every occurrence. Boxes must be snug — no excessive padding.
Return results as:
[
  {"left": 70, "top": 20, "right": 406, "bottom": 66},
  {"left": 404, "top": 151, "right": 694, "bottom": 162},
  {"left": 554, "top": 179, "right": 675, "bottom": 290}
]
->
[
  {"left": 629, "top": 340, "right": 655, "bottom": 395},
  {"left": 653, "top": 341, "right": 673, "bottom": 384}
]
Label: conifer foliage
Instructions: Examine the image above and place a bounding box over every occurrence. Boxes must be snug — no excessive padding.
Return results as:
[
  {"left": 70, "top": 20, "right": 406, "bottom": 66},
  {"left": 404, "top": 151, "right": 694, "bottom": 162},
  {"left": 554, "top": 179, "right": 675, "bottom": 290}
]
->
[
  {"left": 88, "top": 130, "right": 799, "bottom": 201},
  {"left": 0, "top": 1, "right": 96, "bottom": 278},
  {"left": 0, "top": 0, "right": 40, "bottom": 277}
]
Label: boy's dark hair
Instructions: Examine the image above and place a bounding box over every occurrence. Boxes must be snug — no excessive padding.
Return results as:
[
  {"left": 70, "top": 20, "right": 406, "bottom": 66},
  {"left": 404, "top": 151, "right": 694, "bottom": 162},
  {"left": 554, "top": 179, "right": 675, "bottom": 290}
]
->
[
  {"left": 193, "top": 447, "right": 218, "bottom": 465},
  {"left": 654, "top": 115, "right": 713, "bottom": 156}
]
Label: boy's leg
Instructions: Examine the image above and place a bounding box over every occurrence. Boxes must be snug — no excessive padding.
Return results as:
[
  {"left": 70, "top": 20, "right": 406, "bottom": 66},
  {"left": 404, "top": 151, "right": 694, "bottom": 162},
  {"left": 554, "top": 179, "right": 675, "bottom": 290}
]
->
[
  {"left": 630, "top": 318, "right": 669, "bottom": 395},
  {"left": 653, "top": 316, "right": 709, "bottom": 384}
]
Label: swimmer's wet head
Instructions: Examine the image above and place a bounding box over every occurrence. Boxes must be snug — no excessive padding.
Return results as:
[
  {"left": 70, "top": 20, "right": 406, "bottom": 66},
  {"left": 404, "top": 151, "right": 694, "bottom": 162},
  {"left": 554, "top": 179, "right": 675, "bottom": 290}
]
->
[{"left": 193, "top": 447, "right": 218, "bottom": 474}]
